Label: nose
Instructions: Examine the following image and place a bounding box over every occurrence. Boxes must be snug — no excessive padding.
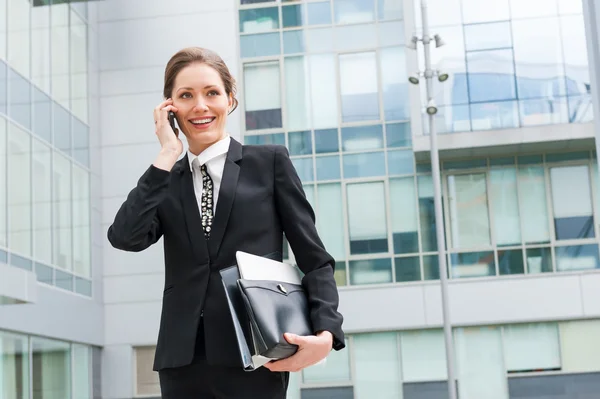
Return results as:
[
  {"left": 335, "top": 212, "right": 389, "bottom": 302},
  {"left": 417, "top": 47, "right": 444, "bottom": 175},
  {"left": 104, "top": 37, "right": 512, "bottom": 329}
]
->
[{"left": 194, "top": 97, "right": 209, "bottom": 112}]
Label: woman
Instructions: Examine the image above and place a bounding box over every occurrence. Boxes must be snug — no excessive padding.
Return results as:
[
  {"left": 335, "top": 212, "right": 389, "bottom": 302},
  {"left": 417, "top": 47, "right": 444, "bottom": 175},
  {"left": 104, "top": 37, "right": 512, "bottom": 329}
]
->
[{"left": 107, "top": 47, "right": 345, "bottom": 398}]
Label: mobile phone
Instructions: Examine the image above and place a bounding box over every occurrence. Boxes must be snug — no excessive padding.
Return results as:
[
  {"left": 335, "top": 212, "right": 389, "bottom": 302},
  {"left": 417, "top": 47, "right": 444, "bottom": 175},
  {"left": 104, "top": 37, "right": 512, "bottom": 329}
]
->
[{"left": 168, "top": 111, "right": 177, "bottom": 132}]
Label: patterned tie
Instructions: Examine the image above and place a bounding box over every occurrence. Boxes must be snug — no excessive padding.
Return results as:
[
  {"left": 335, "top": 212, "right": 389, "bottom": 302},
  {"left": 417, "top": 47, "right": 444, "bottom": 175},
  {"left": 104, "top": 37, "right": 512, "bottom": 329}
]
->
[{"left": 200, "top": 164, "right": 214, "bottom": 238}]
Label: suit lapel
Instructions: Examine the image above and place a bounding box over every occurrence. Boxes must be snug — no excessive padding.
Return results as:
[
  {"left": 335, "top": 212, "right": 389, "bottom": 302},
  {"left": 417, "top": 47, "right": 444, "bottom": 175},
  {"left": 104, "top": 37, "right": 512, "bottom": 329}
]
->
[
  {"left": 209, "top": 139, "right": 243, "bottom": 260},
  {"left": 177, "top": 154, "right": 209, "bottom": 262}
]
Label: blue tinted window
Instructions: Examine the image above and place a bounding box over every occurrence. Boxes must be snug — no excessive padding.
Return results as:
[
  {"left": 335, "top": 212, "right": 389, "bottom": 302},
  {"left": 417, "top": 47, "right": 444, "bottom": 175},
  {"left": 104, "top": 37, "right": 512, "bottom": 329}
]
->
[
  {"left": 55, "top": 270, "right": 74, "bottom": 291},
  {"left": 8, "top": 68, "right": 31, "bottom": 130},
  {"left": 387, "top": 150, "right": 414, "bottom": 175},
  {"left": 240, "top": 33, "right": 281, "bottom": 58},
  {"left": 0, "top": 61, "right": 6, "bottom": 115},
  {"left": 307, "top": 2, "right": 332, "bottom": 25},
  {"left": 239, "top": 8, "right": 279, "bottom": 33},
  {"left": 73, "top": 116, "right": 89, "bottom": 167},
  {"left": 342, "top": 125, "right": 383, "bottom": 151},
  {"left": 467, "top": 50, "right": 516, "bottom": 103},
  {"left": 289, "top": 130, "right": 312, "bottom": 155},
  {"left": 35, "top": 262, "right": 53, "bottom": 284},
  {"left": 343, "top": 152, "right": 386, "bottom": 178},
  {"left": 316, "top": 155, "right": 341, "bottom": 180},
  {"left": 244, "top": 133, "right": 285, "bottom": 146},
  {"left": 464, "top": 22, "right": 512, "bottom": 51},
  {"left": 292, "top": 158, "right": 314, "bottom": 182},
  {"left": 315, "top": 128, "right": 339, "bottom": 153},
  {"left": 53, "top": 102, "right": 71, "bottom": 154},
  {"left": 470, "top": 101, "right": 519, "bottom": 130},
  {"left": 282, "top": 4, "right": 304, "bottom": 27},
  {"left": 386, "top": 122, "right": 411, "bottom": 147},
  {"left": 33, "top": 87, "right": 52, "bottom": 143},
  {"left": 283, "top": 30, "right": 305, "bottom": 54},
  {"left": 75, "top": 277, "right": 92, "bottom": 296}
]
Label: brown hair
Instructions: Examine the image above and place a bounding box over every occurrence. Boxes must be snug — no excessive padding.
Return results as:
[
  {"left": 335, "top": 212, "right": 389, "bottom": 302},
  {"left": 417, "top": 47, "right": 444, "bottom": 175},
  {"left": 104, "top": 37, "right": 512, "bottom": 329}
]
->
[{"left": 163, "top": 47, "right": 239, "bottom": 114}]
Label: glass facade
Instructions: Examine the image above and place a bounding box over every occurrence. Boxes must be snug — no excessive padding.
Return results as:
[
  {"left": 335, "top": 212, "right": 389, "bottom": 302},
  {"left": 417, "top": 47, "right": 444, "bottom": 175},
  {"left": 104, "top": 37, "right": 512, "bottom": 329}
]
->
[
  {"left": 0, "top": 0, "right": 92, "bottom": 296},
  {"left": 0, "top": 330, "right": 93, "bottom": 399}
]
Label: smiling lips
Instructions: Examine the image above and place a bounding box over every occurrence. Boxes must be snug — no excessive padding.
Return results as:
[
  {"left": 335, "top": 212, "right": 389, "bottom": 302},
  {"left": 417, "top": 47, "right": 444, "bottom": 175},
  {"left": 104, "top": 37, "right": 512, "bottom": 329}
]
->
[{"left": 190, "top": 117, "right": 216, "bottom": 129}]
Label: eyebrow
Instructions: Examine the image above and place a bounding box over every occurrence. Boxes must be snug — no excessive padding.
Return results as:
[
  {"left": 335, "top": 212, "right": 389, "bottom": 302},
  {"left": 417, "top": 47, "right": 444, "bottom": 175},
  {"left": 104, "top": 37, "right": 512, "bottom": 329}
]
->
[{"left": 176, "top": 85, "right": 217, "bottom": 93}]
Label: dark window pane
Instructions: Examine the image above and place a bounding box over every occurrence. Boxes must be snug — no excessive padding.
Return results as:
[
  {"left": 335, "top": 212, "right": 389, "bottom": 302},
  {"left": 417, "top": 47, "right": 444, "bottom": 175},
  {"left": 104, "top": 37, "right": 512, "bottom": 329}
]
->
[
  {"left": 350, "top": 238, "right": 388, "bottom": 255},
  {"left": 301, "top": 386, "right": 354, "bottom": 399},
  {"left": 404, "top": 381, "right": 450, "bottom": 399},
  {"left": 395, "top": 256, "right": 420, "bottom": 282},
  {"left": 289, "top": 130, "right": 311, "bottom": 155},
  {"left": 556, "top": 244, "right": 600, "bottom": 272},
  {"left": 55, "top": 269, "right": 73, "bottom": 291},
  {"left": 526, "top": 247, "right": 553, "bottom": 274},
  {"left": 244, "top": 133, "right": 285, "bottom": 146},
  {"left": 53, "top": 102, "right": 71, "bottom": 154},
  {"left": 555, "top": 216, "right": 594, "bottom": 240},
  {"left": 239, "top": 7, "right": 279, "bottom": 33},
  {"left": 386, "top": 122, "right": 411, "bottom": 147},
  {"left": 393, "top": 232, "right": 418, "bottom": 254},
  {"left": 33, "top": 87, "right": 52, "bottom": 143},
  {"left": 315, "top": 128, "right": 339, "bottom": 153},
  {"left": 349, "top": 258, "right": 392, "bottom": 285},
  {"left": 8, "top": 68, "right": 31, "bottom": 130},
  {"left": 245, "top": 109, "right": 283, "bottom": 130},
  {"left": 0, "top": 61, "right": 6, "bottom": 115},
  {"left": 316, "top": 155, "right": 341, "bottom": 180},
  {"left": 282, "top": 4, "right": 304, "bottom": 27},
  {"left": 423, "top": 255, "right": 440, "bottom": 280},
  {"left": 508, "top": 372, "right": 600, "bottom": 399},
  {"left": 490, "top": 157, "right": 515, "bottom": 166},
  {"left": 72, "top": 116, "right": 89, "bottom": 166},
  {"left": 35, "top": 262, "right": 53, "bottom": 284},
  {"left": 498, "top": 249, "right": 525, "bottom": 275},
  {"left": 451, "top": 251, "right": 495, "bottom": 278}
]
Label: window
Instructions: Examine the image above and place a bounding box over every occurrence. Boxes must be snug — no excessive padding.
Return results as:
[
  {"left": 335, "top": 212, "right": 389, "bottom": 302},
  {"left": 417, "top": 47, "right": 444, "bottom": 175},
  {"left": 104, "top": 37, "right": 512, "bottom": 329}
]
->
[
  {"left": 389, "top": 178, "right": 418, "bottom": 254},
  {"left": 559, "top": 320, "right": 600, "bottom": 373},
  {"left": 347, "top": 181, "right": 388, "bottom": 254},
  {"left": 70, "top": 9, "right": 88, "bottom": 122},
  {"left": 381, "top": 47, "right": 409, "bottom": 121},
  {"left": 240, "top": 32, "right": 280, "bottom": 58},
  {"left": 314, "top": 129, "right": 339, "bottom": 154},
  {"left": 467, "top": 50, "right": 516, "bottom": 103},
  {"left": 0, "top": 0, "right": 6, "bottom": 60},
  {"left": 72, "top": 165, "right": 90, "bottom": 278},
  {"left": 8, "top": 122, "right": 32, "bottom": 257},
  {"left": 292, "top": 158, "right": 314, "bottom": 182},
  {"left": 342, "top": 125, "right": 383, "bottom": 151},
  {"left": 461, "top": 0, "right": 510, "bottom": 24},
  {"left": 0, "top": 331, "right": 30, "bottom": 399},
  {"left": 303, "top": 339, "right": 351, "bottom": 383},
  {"left": 349, "top": 258, "right": 392, "bottom": 284},
  {"left": 378, "top": 0, "right": 402, "bottom": 20},
  {"left": 0, "top": 118, "right": 6, "bottom": 247},
  {"left": 289, "top": 130, "right": 312, "bottom": 156},
  {"left": 51, "top": 3, "right": 70, "bottom": 108},
  {"left": 354, "top": 333, "right": 402, "bottom": 398},
  {"left": 72, "top": 344, "right": 91, "bottom": 399},
  {"left": 32, "top": 88, "right": 52, "bottom": 143},
  {"left": 490, "top": 168, "right": 521, "bottom": 246},
  {"left": 282, "top": 4, "right": 304, "bottom": 27},
  {"left": 518, "top": 167, "right": 550, "bottom": 244},
  {"left": 550, "top": 165, "right": 594, "bottom": 240},
  {"left": 8, "top": 0, "right": 30, "bottom": 78},
  {"left": 418, "top": 175, "right": 438, "bottom": 252},
  {"left": 316, "top": 156, "right": 341, "bottom": 180},
  {"left": 285, "top": 57, "right": 311, "bottom": 131},
  {"left": 72, "top": 116, "right": 89, "bottom": 167},
  {"left": 239, "top": 7, "right": 279, "bottom": 33},
  {"left": 283, "top": 30, "right": 305, "bottom": 54},
  {"left": 401, "top": 329, "right": 447, "bottom": 382},
  {"left": 310, "top": 55, "right": 338, "bottom": 129},
  {"left": 53, "top": 152, "right": 71, "bottom": 270},
  {"left": 32, "top": 138, "right": 52, "bottom": 265},
  {"left": 54, "top": 102, "right": 71, "bottom": 154},
  {"left": 343, "top": 152, "right": 386, "bottom": 178},
  {"left": 31, "top": 3, "right": 51, "bottom": 92},
  {"left": 464, "top": 22, "right": 512, "bottom": 52},
  {"left": 447, "top": 173, "right": 491, "bottom": 249},
  {"left": 334, "top": 24, "right": 377, "bottom": 52},
  {"left": 503, "top": 323, "right": 561, "bottom": 373},
  {"left": 244, "top": 62, "right": 282, "bottom": 130},
  {"left": 316, "top": 184, "right": 345, "bottom": 260},
  {"left": 32, "top": 338, "right": 71, "bottom": 399},
  {"left": 135, "top": 347, "right": 160, "bottom": 396},
  {"left": 307, "top": 2, "right": 331, "bottom": 25},
  {"left": 334, "top": 0, "right": 375, "bottom": 24},
  {"left": 339, "top": 52, "right": 379, "bottom": 123},
  {"left": 8, "top": 68, "right": 31, "bottom": 130}
]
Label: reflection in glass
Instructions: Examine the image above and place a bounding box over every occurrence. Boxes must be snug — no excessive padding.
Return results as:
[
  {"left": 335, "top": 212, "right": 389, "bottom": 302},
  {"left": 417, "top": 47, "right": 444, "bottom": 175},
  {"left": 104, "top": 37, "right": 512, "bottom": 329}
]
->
[
  {"left": 8, "top": 123, "right": 32, "bottom": 257},
  {"left": 415, "top": 0, "right": 461, "bottom": 28},
  {"left": 32, "top": 139, "right": 52, "bottom": 265},
  {"left": 490, "top": 168, "right": 521, "bottom": 246},
  {"left": 289, "top": 130, "right": 311, "bottom": 156},
  {"left": 284, "top": 57, "right": 310, "bottom": 131},
  {"left": 550, "top": 166, "right": 594, "bottom": 240},
  {"left": 347, "top": 182, "right": 388, "bottom": 254},
  {"left": 354, "top": 333, "right": 402, "bottom": 397},
  {"left": 334, "top": 0, "right": 375, "bottom": 24},
  {"left": 378, "top": 21, "right": 404, "bottom": 47},
  {"left": 381, "top": 47, "right": 409, "bottom": 121},
  {"left": 316, "top": 156, "right": 341, "bottom": 180},
  {"left": 32, "top": 338, "right": 71, "bottom": 399},
  {"left": 447, "top": 173, "right": 491, "bottom": 249},
  {"left": 315, "top": 129, "right": 339, "bottom": 153},
  {"left": 316, "top": 184, "right": 345, "bottom": 259},
  {"left": 310, "top": 55, "right": 338, "bottom": 128},
  {"left": 0, "top": 0, "right": 6, "bottom": 60},
  {"left": 244, "top": 133, "right": 285, "bottom": 146},
  {"left": 461, "top": 0, "right": 510, "bottom": 24},
  {"left": 386, "top": 122, "right": 411, "bottom": 147},
  {"left": 8, "top": 69, "right": 31, "bottom": 130},
  {"left": 282, "top": 4, "right": 304, "bottom": 27},
  {"left": 518, "top": 166, "right": 550, "bottom": 244},
  {"left": 73, "top": 117, "right": 89, "bottom": 166},
  {"left": 239, "top": 7, "right": 279, "bottom": 33},
  {"left": 343, "top": 152, "right": 386, "bottom": 178},
  {"left": 55, "top": 268, "right": 73, "bottom": 291},
  {"left": 556, "top": 244, "right": 600, "bottom": 272},
  {"left": 395, "top": 256, "right": 420, "bottom": 281},
  {"left": 503, "top": 323, "right": 561, "bottom": 373},
  {"left": 418, "top": 175, "right": 438, "bottom": 252},
  {"left": 390, "top": 178, "right": 418, "bottom": 254},
  {"left": 303, "top": 338, "right": 351, "bottom": 382},
  {"left": 283, "top": 30, "right": 305, "bottom": 54},
  {"left": 31, "top": 4, "right": 51, "bottom": 92},
  {"left": 53, "top": 102, "right": 71, "bottom": 153},
  {"left": 568, "top": 94, "right": 593, "bottom": 123},
  {"left": 498, "top": 249, "right": 525, "bottom": 275},
  {"left": 464, "top": 22, "right": 512, "bottom": 52},
  {"left": 334, "top": 24, "right": 377, "bottom": 52},
  {"left": 510, "top": 0, "right": 558, "bottom": 19},
  {"left": 342, "top": 125, "right": 383, "bottom": 151},
  {"left": 423, "top": 255, "right": 440, "bottom": 280},
  {"left": 72, "top": 344, "right": 91, "bottom": 399},
  {"left": 340, "top": 52, "right": 379, "bottom": 122},
  {"left": 451, "top": 251, "right": 495, "bottom": 278},
  {"left": 73, "top": 166, "right": 91, "bottom": 277},
  {"left": 292, "top": 158, "right": 314, "bottom": 182},
  {"left": 519, "top": 97, "right": 569, "bottom": 126},
  {"left": 0, "top": 120, "right": 5, "bottom": 247},
  {"left": 306, "top": 28, "right": 334, "bottom": 53},
  {"left": 349, "top": 258, "right": 392, "bottom": 284},
  {"left": 8, "top": 0, "right": 30, "bottom": 77},
  {"left": 70, "top": 9, "right": 88, "bottom": 122},
  {"left": 53, "top": 152, "right": 72, "bottom": 270},
  {"left": 467, "top": 50, "right": 516, "bottom": 103},
  {"left": 526, "top": 247, "right": 553, "bottom": 273},
  {"left": 51, "top": 3, "right": 70, "bottom": 108},
  {"left": 33, "top": 87, "right": 52, "bottom": 143},
  {"left": 401, "top": 329, "right": 447, "bottom": 382},
  {"left": 244, "top": 62, "right": 282, "bottom": 130},
  {"left": 470, "top": 101, "right": 519, "bottom": 130},
  {"left": 378, "top": 0, "right": 402, "bottom": 20},
  {"left": 240, "top": 32, "right": 280, "bottom": 58},
  {"left": 307, "top": 2, "right": 332, "bottom": 25},
  {"left": 0, "top": 331, "right": 30, "bottom": 399},
  {"left": 0, "top": 61, "right": 6, "bottom": 115}
]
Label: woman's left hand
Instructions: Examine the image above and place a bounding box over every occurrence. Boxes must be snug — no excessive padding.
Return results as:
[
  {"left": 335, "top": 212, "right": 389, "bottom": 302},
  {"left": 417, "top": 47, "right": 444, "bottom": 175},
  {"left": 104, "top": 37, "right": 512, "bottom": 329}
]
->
[{"left": 264, "top": 331, "right": 333, "bottom": 373}]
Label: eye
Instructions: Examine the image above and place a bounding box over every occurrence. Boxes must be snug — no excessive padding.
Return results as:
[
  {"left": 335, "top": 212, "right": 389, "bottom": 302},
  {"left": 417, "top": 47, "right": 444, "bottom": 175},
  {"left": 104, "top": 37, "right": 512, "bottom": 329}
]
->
[
  {"left": 180, "top": 92, "right": 192, "bottom": 99},
  {"left": 207, "top": 90, "right": 220, "bottom": 96}
]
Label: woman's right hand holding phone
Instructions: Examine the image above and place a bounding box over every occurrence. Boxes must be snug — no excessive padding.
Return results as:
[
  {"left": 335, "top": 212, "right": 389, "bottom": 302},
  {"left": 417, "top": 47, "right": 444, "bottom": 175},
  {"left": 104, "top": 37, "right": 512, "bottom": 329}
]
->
[{"left": 153, "top": 98, "right": 182, "bottom": 171}]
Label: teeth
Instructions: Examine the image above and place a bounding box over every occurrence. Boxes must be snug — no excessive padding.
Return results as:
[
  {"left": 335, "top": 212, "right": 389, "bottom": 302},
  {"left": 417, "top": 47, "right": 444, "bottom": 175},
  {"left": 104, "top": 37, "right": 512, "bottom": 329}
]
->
[{"left": 191, "top": 118, "right": 214, "bottom": 125}]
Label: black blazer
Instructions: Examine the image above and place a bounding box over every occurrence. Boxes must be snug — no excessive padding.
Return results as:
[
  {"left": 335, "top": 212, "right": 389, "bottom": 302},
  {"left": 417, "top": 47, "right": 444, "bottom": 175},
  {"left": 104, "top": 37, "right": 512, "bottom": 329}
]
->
[{"left": 107, "top": 138, "right": 345, "bottom": 371}]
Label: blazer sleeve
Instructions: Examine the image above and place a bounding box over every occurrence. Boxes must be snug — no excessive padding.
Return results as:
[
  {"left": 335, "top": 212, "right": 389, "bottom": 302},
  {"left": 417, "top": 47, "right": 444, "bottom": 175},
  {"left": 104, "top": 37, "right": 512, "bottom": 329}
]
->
[
  {"left": 273, "top": 145, "right": 345, "bottom": 351},
  {"left": 107, "top": 165, "right": 170, "bottom": 252}
]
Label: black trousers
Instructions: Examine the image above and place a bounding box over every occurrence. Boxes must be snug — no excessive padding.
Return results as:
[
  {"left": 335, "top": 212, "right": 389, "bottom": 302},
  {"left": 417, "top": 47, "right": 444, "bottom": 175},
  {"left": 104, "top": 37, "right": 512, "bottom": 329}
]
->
[{"left": 158, "top": 322, "right": 289, "bottom": 399}]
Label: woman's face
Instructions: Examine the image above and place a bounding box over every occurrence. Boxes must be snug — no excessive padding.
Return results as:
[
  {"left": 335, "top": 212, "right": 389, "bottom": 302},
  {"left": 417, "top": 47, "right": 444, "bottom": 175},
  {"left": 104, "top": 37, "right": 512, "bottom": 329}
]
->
[{"left": 171, "top": 62, "right": 233, "bottom": 154}]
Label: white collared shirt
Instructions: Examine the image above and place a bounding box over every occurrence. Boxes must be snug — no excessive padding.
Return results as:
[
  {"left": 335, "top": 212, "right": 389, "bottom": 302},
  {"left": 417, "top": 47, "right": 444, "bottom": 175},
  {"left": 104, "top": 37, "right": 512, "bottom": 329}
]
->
[{"left": 187, "top": 135, "right": 231, "bottom": 215}]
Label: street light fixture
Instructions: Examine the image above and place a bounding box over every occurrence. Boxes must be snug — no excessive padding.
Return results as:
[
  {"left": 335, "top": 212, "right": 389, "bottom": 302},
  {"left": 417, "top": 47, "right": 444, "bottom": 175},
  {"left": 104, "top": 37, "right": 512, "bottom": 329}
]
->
[{"left": 407, "top": 2, "right": 457, "bottom": 399}]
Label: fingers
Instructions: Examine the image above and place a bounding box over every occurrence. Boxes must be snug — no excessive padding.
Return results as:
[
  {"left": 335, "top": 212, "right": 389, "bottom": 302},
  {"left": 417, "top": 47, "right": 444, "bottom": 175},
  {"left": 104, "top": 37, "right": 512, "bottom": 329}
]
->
[{"left": 153, "top": 99, "right": 179, "bottom": 128}]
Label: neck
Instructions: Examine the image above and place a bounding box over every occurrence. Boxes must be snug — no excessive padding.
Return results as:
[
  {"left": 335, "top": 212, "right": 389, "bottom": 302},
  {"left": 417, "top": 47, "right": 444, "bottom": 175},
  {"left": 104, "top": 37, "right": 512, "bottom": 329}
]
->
[{"left": 188, "top": 133, "right": 227, "bottom": 156}]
